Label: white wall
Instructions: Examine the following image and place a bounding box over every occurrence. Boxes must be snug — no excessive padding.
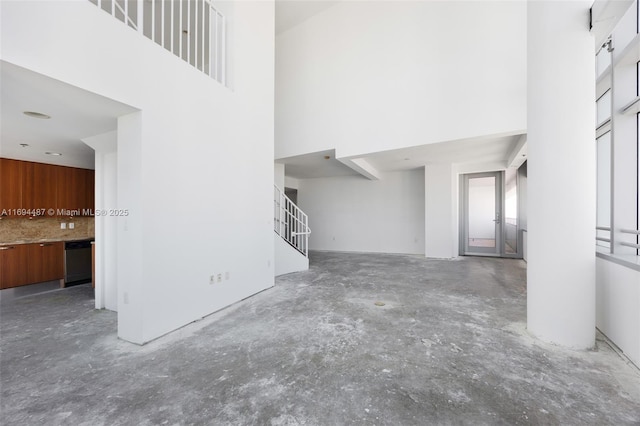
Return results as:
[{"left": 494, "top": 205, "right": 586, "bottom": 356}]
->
[
  {"left": 425, "top": 164, "right": 458, "bottom": 259},
  {"left": 526, "top": 0, "right": 596, "bottom": 349},
  {"left": 596, "top": 258, "right": 640, "bottom": 367},
  {"left": 298, "top": 170, "right": 425, "bottom": 254},
  {"left": 518, "top": 162, "right": 527, "bottom": 257},
  {"left": 82, "top": 131, "right": 118, "bottom": 312},
  {"left": 275, "top": 1, "right": 526, "bottom": 160},
  {"left": 274, "top": 163, "right": 285, "bottom": 190},
  {"left": 102, "top": 151, "right": 118, "bottom": 311},
  {"left": 285, "top": 176, "right": 300, "bottom": 190},
  {"left": 1, "top": 0, "right": 275, "bottom": 344},
  {"left": 518, "top": 162, "right": 528, "bottom": 231},
  {"left": 275, "top": 235, "right": 309, "bottom": 276}
]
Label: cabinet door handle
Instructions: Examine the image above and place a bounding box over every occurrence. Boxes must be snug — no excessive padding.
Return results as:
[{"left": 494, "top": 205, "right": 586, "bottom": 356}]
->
[
  {"left": 40, "top": 243, "right": 53, "bottom": 247},
  {"left": 0, "top": 246, "right": 15, "bottom": 250}
]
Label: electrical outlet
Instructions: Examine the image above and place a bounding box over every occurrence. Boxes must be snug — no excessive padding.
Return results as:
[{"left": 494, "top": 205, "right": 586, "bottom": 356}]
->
[
  {"left": 225, "top": 271, "right": 230, "bottom": 280},
  {"left": 60, "top": 222, "right": 66, "bottom": 229},
  {"left": 123, "top": 292, "right": 129, "bottom": 304},
  {"left": 217, "top": 273, "right": 222, "bottom": 283},
  {"left": 69, "top": 223, "right": 75, "bottom": 230},
  {"left": 210, "top": 275, "right": 215, "bottom": 285}
]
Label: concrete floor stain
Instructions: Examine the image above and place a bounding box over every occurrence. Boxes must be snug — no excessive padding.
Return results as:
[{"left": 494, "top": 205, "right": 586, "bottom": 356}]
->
[{"left": 1, "top": 251, "right": 639, "bottom": 425}]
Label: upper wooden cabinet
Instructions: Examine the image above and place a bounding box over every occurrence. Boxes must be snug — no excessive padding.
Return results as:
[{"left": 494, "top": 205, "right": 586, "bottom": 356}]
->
[
  {"left": 83, "top": 168, "right": 95, "bottom": 213},
  {"left": 23, "top": 161, "right": 58, "bottom": 212},
  {"left": 0, "top": 159, "right": 24, "bottom": 213},
  {"left": 57, "top": 166, "right": 94, "bottom": 214},
  {"left": 0, "top": 158, "right": 94, "bottom": 217},
  {"left": 57, "top": 166, "right": 80, "bottom": 213}
]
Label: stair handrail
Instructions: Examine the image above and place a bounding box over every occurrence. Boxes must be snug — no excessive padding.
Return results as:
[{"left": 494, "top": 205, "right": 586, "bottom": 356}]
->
[{"left": 274, "top": 185, "right": 310, "bottom": 257}]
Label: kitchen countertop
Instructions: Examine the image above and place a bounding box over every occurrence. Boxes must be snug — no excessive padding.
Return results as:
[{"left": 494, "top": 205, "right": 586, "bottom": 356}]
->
[{"left": 0, "top": 237, "right": 95, "bottom": 247}]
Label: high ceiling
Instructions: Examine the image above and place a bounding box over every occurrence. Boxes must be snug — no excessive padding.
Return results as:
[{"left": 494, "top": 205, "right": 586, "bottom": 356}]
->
[
  {"left": 363, "top": 135, "right": 524, "bottom": 173},
  {"left": 272, "top": 1, "right": 527, "bottom": 179},
  {"left": 0, "top": 61, "right": 136, "bottom": 169},
  {"left": 1, "top": 5, "right": 526, "bottom": 177},
  {"left": 277, "top": 135, "right": 526, "bottom": 180},
  {"left": 0, "top": 3, "right": 337, "bottom": 170}
]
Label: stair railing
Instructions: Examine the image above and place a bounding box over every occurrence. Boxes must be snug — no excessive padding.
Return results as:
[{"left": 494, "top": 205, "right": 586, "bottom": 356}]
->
[{"left": 274, "top": 185, "right": 310, "bottom": 257}]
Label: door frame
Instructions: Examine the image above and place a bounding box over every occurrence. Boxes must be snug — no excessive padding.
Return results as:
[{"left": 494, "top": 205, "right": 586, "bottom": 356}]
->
[{"left": 459, "top": 171, "right": 504, "bottom": 257}]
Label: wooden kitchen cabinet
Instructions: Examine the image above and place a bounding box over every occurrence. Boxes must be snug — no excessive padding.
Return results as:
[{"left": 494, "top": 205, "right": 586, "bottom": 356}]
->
[
  {"left": 0, "top": 158, "right": 94, "bottom": 217},
  {"left": 56, "top": 166, "right": 78, "bottom": 213},
  {"left": 57, "top": 166, "right": 94, "bottom": 215},
  {"left": 83, "top": 168, "right": 95, "bottom": 214},
  {"left": 0, "top": 244, "right": 29, "bottom": 289},
  {"left": 26, "top": 242, "right": 64, "bottom": 285},
  {"left": 0, "top": 159, "right": 24, "bottom": 215},
  {"left": 23, "top": 161, "right": 58, "bottom": 212},
  {"left": 0, "top": 242, "right": 64, "bottom": 289}
]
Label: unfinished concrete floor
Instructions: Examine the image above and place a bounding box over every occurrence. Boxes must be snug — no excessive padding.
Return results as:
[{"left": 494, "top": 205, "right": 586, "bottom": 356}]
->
[{"left": 1, "top": 252, "right": 639, "bottom": 425}]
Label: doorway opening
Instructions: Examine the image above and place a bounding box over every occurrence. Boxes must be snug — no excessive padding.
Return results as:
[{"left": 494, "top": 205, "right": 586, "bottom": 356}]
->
[
  {"left": 460, "top": 169, "right": 522, "bottom": 258},
  {"left": 285, "top": 187, "right": 298, "bottom": 205}
]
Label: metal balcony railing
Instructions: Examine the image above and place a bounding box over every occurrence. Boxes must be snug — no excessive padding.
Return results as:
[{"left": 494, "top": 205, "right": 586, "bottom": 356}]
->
[
  {"left": 89, "top": 0, "right": 226, "bottom": 85},
  {"left": 620, "top": 228, "right": 640, "bottom": 251}
]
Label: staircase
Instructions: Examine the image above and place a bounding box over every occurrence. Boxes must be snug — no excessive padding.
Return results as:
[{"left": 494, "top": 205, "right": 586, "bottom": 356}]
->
[{"left": 274, "top": 185, "right": 310, "bottom": 276}]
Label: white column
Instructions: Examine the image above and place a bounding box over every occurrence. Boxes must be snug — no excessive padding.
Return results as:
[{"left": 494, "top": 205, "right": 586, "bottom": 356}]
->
[
  {"left": 274, "top": 163, "right": 285, "bottom": 190},
  {"left": 116, "top": 112, "right": 145, "bottom": 344},
  {"left": 527, "top": 0, "right": 596, "bottom": 349},
  {"left": 425, "top": 163, "right": 457, "bottom": 259},
  {"left": 82, "top": 131, "right": 119, "bottom": 313}
]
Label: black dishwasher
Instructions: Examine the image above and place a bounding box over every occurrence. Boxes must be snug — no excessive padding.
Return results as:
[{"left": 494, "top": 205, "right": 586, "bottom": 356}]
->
[{"left": 64, "top": 240, "right": 93, "bottom": 286}]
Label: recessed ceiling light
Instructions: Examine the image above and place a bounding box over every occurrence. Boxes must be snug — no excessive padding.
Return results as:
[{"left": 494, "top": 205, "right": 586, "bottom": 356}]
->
[
  {"left": 404, "top": 158, "right": 410, "bottom": 161},
  {"left": 19, "top": 143, "right": 29, "bottom": 148},
  {"left": 23, "top": 111, "right": 51, "bottom": 119},
  {"left": 45, "top": 151, "right": 62, "bottom": 156}
]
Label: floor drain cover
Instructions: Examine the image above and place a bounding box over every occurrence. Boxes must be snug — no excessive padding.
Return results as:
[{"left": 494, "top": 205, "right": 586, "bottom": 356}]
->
[{"left": 374, "top": 301, "right": 385, "bottom": 306}]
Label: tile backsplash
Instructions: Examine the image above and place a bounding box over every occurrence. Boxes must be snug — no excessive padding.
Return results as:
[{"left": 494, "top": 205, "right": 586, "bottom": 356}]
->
[{"left": 0, "top": 216, "right": 95, "bottom": 244}]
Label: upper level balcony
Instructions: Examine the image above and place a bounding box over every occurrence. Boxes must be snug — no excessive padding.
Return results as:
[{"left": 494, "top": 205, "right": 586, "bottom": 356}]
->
[{"left": 89, "top": 0, "right": 226, "bottom": 85}]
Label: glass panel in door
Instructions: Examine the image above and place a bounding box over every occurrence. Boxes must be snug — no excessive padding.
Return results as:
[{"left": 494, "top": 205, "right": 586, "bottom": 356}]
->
[{"left": 466, "top": 174, "right": 500, "bottom": 255}]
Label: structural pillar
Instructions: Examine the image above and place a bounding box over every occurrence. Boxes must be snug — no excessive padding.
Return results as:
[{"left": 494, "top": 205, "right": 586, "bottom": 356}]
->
[
  {"left": 425, "top": 163, "right": 457, "bottom": 259},
  {"left": 274, "top": 163, "right": 285, "bottom": 190},
  {"left": 527, "top": 0, "right": 596, "bottom": 348}
]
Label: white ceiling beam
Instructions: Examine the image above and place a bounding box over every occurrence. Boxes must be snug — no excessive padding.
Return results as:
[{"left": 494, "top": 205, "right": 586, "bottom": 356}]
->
[
  {"left": 456, "top": 161, "right": 508, "bottom": 175},
  {"left": 81, "top": 131, "right": 117, "bottom": 154},
  {"left": 507, "top": 134, "right": 527, "bottom": 168},
  {"left": 338, "top": 157, "right": 381, "bottom": 180}
]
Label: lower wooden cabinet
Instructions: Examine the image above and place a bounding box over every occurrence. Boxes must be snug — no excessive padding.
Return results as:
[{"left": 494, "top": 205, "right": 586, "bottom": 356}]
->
[
  {"left": 27, "top": 242, "right": 64, "bottom": 284},
  {"left": 0, "top": 244, "right": 29, "bottom": 289},
  {"left": 0, "top": 242, "right": 64, "bottom": 289}
]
